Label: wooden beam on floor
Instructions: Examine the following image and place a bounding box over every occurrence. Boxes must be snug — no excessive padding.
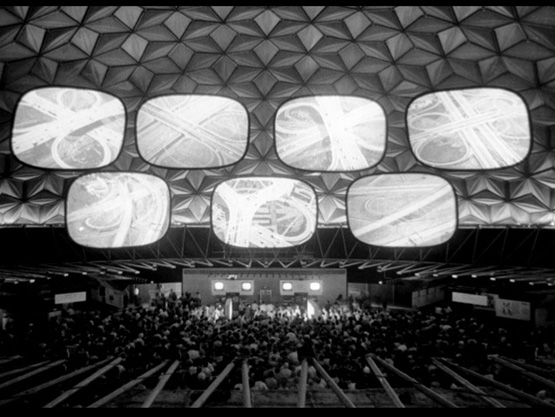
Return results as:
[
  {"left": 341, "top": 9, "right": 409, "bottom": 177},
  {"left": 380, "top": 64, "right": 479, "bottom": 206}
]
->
[
  {"left": 312, "top": 358, "right": 356, "bottom": 408},
  {"left": 431, "top": 358, "right": 506, "bottom": 408},
  {"left": 297, "top": 359, "right": 308, "bottom": 408},
  {"left": 365, "top": 355, "right": 405, "bottom": 408},
  {"left": 371, "top": 355, "right": 459, "bottom": 408},
  {"left": 0, "top": 355, "right": 23, "bottom": 366},
  {"left": 499, "top": 356, "right": 555, "bottom": 377},
  {"left": 0, "top": 359, "right": 65, "bottom": 391},
  {"left": 242, "top": 360, "right": 252, "bottom": 408},
  {"left": 439, "top": 357, "right": 555, "bottom": 409},
  {"left": 489, "top": 355, "right": 555, "bottom": 393},
  {"left": 43, "top": 356, "right": 122, "bottom": 408},
  {"left": 141, "top": 360, "right": 180, "bottom": 408},
  {"left": 190, "top": 362, "right": 235, "bottom": 408},
  {"left": 87, "top": 360, "right": 169, "bottom": 408},
  {"left": 0, "top": 358, "right": 111, "bottom": 407},
  {"left": 0, "top": 359, "right": 49, "bottom": 380}
]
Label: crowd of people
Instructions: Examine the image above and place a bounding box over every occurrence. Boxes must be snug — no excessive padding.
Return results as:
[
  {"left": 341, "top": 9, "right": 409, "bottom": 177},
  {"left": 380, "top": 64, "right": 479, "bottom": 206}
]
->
[{"left": 1, "top": 290, "right": 555, "bottom": 400}]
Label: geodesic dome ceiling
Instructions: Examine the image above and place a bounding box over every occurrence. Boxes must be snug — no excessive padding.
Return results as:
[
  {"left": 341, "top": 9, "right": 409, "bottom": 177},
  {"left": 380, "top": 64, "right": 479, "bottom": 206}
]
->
[{"left": 1, "top": 6, "right": 555, "bottom": 270}]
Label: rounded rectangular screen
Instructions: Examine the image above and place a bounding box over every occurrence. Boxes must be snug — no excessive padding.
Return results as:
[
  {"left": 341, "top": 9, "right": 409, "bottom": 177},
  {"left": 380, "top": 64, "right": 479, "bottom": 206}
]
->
[
  {"left": 12, "top": 87, "right": 125, "bottom": 170},
  {"left": 211, "top": 177, "right": 317, "bottom": 248},
  {"left": 407, "top": 88, "right": 531, "bottom": 170},
  {"left": 66, "top": 172, "right": 170, "bottom": 248},
  {"left": 136, "top": 95, "right": 249, "bottom": 168},
  {"left": 347, "top": 173, "right": 457, "bottom": 247},
  {"left": 275, "top": 95, "right": 386, "bottom": 171}
]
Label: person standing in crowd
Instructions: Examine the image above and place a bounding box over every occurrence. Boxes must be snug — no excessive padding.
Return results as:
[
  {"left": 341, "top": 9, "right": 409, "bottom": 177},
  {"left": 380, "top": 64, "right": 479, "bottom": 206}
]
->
[{"left": 2, "top": 294, "right": 555, "bottom": 396}]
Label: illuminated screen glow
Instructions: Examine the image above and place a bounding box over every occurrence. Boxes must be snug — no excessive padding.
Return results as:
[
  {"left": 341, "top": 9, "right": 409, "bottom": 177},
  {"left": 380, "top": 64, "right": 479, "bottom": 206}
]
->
[
  {"left": 282, "top": 282, "right": 293, "bottom": 291},
  {"left": 309, "top": 282, "right": 321, "bottom": 291},
  {"left": 214, "top": 282, "right": 224, "bottom": 291},
  {"left": 347, "top": 174, "right": 457, "bottom": 247},
  {"left": 275, "top": 95, "right": 386, "bottom": 171},
  {"left": 241, "top": 282, "right": 252, "bottom": 291},
  {"left": 307, "top": 300, "right": 315, "bottom": 318},
  {"left": 136, "top": 95, "right": 248, "bottom": 168},
  {"left": 407, "top": 88, "right": 530, "bottom": 170},
  {"left": 66, "top": 172, "right": 170, "bottom": 248},
  {"left": 307, "top": 299, "right": 320, "bottom": 319},
  {"left": 12, "top": 87, "right": 125, "bottom": 170},
  {"left": 211, "top": 177, "right": 317, "bottom": 248}
]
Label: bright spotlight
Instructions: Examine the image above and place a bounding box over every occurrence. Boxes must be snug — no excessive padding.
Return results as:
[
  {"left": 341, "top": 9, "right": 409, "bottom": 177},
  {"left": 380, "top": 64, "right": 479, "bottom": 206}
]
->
[
  {"left": 214, "top": 281, "right": 224, "bottom": 291},
  {"left": 282, "top": 282, "right": 293, "bottom": 291},
  {"left": 309, "top": 281, "right": 321, "bottom": 291},
  {"left": 241, "top": 282, "right": 252, "bottom": 291}
]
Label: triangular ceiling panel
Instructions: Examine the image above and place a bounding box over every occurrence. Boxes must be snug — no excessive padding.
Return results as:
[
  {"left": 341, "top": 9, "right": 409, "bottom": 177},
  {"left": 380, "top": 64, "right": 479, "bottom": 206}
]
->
[
  {"left": 490, "top": 202, "right": 531, "bottom": 225},
  {"left": 513, "top": 195, "right": 549, "bottom": 213},
  {"left": 466, "top": 175, "right": 506, "bottom": 198},
  {"left": 457, "top": 199, "right": 491, "bottom": 225},
  {"left": 529, "top": 153, "right": 555, "bottom": 173},
  {"left": 510, "top": 179, "right": 552, "bottom": 203},
  {"left": 470, "top": 190, "right": 505, "bottom": 206},
  {"left": 318, "top": 194, "right": 346, "bottom": 225}
]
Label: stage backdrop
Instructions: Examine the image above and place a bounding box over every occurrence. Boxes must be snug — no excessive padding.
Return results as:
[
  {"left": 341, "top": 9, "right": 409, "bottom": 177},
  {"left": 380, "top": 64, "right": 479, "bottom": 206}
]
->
[{"left": 182, "top": 268, "right": 346, "bottom": 306}]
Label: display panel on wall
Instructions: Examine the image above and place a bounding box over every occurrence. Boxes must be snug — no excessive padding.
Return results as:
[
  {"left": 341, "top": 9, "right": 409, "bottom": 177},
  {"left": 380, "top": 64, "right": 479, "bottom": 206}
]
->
[
  {"left": 346, "top": 173, "right": 457, "bottom": 247},
  {"left": 66, "top": 172, "right": 170, "bottom": 248},
  {"left": 275, "top": 95, "right": 387, "bottom": 171},
  {"left": 211, "top": 177, "right": 318, "bottom": 248},
  {"left": 136, "top": 94, "right": 249, "bottom": 168},
  {"left": 11, "top": 87, "right": 126, "bottom": 170},
  {"left": 406, "top": 88, "right": 531, "bottom": 170}
]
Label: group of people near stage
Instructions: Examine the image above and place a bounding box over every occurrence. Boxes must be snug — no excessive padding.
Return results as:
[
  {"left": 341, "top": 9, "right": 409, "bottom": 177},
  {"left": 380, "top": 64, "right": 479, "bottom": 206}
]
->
[{"left": 1, "top": 291, "right": 555, "bottom": 399}]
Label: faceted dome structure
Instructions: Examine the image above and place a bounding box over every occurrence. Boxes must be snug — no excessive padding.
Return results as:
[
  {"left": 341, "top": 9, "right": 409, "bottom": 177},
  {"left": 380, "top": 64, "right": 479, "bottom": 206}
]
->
[{"left": 1, "top": 6, "right": 555, "bottom": 279}]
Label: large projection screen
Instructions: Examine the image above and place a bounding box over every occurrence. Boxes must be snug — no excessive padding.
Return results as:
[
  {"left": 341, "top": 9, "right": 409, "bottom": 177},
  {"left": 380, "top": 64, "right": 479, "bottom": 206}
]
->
[
  {"left": 11, "top": 87, "right": 126, "bottom": 170},
  {"left": 136, "top": 95, "right": 249, "bottom": 168},
  {"left": 407, "top": 88, "right": 531, "bottom": 170},
  {"left": 275, "top": 95, "right": 386, "bottom": 171},
  {"left": 211, "top": 177, "right": 318, "bottom": 248},
  {"left": 347, "top": 173, "right": 457, "bottom": 247},
  {"left": 66, "top": 172, "right": 170, "bottom": 248}
]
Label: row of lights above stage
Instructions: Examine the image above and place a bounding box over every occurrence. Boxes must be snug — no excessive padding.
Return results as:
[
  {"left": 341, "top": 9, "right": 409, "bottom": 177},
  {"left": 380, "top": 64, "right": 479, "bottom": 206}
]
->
[{"left": 211, "top": 279, "right": 322, "bottom": 296}]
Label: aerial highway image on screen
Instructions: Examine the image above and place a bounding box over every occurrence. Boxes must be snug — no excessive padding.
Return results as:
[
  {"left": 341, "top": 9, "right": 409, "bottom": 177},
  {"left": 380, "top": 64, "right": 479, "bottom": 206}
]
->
[
  {"left": 66, "top": 172, "right": 170, "bottom": 248},
  {"left": 11, "top": 87, "right": 125, "bottom": 170},
  {"left": 212, "top": 177, "right": 318, "bottom": 248},
  {"left": 407, "top": 88, "right": 531, "bottom": 170},
  {"left": 275, "top": 95, "right": 386, "bottom": 171},
  {"left": 347, "top": 173, "right": 457, "bottom": 247},
  {"left": 136, "top": 95, "right": 249, "bottom": 168}
]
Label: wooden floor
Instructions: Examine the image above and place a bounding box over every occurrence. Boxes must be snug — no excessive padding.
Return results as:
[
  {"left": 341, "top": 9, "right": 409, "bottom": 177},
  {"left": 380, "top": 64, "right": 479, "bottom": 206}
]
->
[
  {"left": 105, "top": 386, "right": 533, "bottom": 408},
  {"left": 0, "top": 354, "right": 554, "bottom": 408}
]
